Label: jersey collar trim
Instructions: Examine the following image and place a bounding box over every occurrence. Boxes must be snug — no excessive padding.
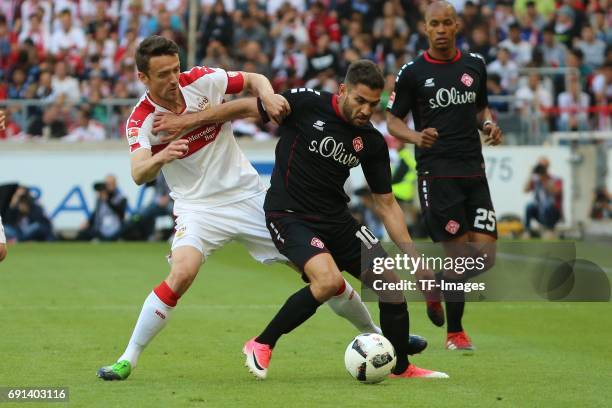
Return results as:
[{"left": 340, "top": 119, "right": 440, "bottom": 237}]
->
[
  {"left": 423, "top": 49, "right": 462, "bottom": 65},
  {"left": 331, "top": 94, "right": 348, "bottom": 122},
  {"left": 145, "top": 88, "right": 187, "bottom": 115}
]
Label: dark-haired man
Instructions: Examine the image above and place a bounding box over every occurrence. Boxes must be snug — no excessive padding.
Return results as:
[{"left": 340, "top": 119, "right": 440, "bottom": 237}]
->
[
  {"left": 387, "top": 1, "right": 502, "bottom": 351},
  {"left": 97, "top": 36, "right": 413, "bottom": 381},
  {"left": 243, "top": 60, "right": 448, "bottom": 380}
]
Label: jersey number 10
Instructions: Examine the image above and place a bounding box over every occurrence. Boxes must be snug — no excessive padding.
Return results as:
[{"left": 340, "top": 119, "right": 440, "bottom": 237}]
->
[{"left": 355, "top": 226, "right": 379, "bottom": 249}]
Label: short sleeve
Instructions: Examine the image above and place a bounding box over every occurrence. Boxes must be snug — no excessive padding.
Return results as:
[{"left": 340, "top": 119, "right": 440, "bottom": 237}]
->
[
  {"left": 362, "top": 136, "right": 392, "bottom": 194},
  {"left": 476, "top": 59, "right": 489, "bottom": 109},
  {"left": 281, "top": 88, "right": 320, "bottom": 120},
  {"left": 224, "top": 70, "right": 245, "bottom": 94},
  {"left": 387, "top": 63, "right": 415, "bottom": 119},
  {"left": 125, "top": 99, "right": 155, "bottom": 153},
  {"left": 178, "top": 66, "right": 245, "bottom": 97},
  {"left": 126, "top": 117, "right": 153, "bottom": 154}
]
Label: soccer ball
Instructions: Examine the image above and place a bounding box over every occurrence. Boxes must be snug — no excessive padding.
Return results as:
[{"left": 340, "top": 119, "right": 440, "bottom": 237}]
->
[{"left": 344, "top": 333, "right": 396, "bottom": 384}]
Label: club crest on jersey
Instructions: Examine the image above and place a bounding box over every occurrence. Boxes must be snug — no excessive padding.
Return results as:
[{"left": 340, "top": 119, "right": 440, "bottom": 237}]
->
[
  {"left": 197, "top": 96, "right": 209, "bottom": 111},
  {"left": 445, "top": 220, "right": 460, "bottom": 235},
  {"left": 461, "top": 73, "right": 474, "bottom": 87},
  {"left": 353, "top": 137, "right": 364, "bottom": 152},
  {"left": 311, "top": 237, "right": 325, "bottom": 249}
]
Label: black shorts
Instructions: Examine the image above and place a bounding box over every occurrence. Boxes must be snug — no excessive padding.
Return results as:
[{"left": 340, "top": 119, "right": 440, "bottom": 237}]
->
[
  {"left": 418, "top": 175, "right": 497, "bottom": 242},
  {"left": 265, "top": 211, "right": 387, "bottom": 279}
]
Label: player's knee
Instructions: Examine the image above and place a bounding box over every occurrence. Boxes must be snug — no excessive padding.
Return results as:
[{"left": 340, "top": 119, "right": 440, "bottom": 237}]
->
[
  {"left": 479, "top": 248, "right": 496, "bottom": 271},
  {"left": 0, "top": 245, "right": 6, "bottom": 262},
  {"left": 312, "top": 272, "right": 344, "bottom": 299},
  {"left": 168, "top": 253, "right": 201, "bottom": 294},
  {"left": 468, "top": 247, "right": 496, "bottom": 279}
]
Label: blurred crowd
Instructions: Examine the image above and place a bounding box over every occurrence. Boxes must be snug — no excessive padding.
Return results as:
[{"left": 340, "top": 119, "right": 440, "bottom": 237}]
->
[
  {"left": 0, "top": 173, "right": 174, "bottom": 242},
  {"left": 0, "top": 0, "right": 610, "bottom": 142}
]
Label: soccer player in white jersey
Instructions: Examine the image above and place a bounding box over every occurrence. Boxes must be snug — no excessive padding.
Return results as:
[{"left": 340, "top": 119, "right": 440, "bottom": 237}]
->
[
  {"left": 97, "top": 36, "right": 423, "bottom": 381},
  {"left": 0, "top": 110, "right": 6, "bottom": 261}
]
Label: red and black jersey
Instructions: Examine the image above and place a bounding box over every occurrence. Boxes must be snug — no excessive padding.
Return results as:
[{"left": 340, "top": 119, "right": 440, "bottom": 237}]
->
[
  {"left": 264, "top": 89, "right": 391, "bottom": 218},
  {"left": 387, "top": 50, "right": 489, "bottom": 177}
]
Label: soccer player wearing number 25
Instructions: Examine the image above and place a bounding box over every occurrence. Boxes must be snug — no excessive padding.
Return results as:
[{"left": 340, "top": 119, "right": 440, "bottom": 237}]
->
[
  {"left": 97, "top": 36, "right": 419, "bottom": 381},
  {"left": 243, "top": 60, "right": 448, "bottom": 380},
  {"left": 387, "top": 1, "right": 503, "bottom": 350}
]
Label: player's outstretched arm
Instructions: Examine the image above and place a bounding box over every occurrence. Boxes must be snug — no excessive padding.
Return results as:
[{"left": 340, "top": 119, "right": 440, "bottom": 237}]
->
[
  {"left": 371, "top": 192, "right": 437, "bottom": 283},
  {"left": 130, "top": 140, "right": 189, "bottom": 185},
  {"left": 371, "top": 192, "right": 415, "bottom": 252},
  {"left": 386, "top": 112, "right": 438, "bottom": 148},
  {"left": 154, "top": 98, "right": 264, "bottom": 142}
]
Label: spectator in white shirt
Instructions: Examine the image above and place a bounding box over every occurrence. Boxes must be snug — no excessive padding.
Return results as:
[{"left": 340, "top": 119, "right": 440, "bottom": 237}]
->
[
  {"left": 18, "top": 12, "right": 50, "bottom": 53},
  {"left": 63, "top": 106, "right": 106, "bottom": 142},
  {"left": 51, "top": 60, "right": 81, "bottom": 104},
  {"left": 557, "top": 75, "right": 590, "bottom": 131},
  {"left": 499, "top": 22, "right": 533, "bottom": 67},
  {"left": 49, "top": 8, "right": 86, "bottom": 56},
  {"left": 20, "top": 0, "right": 53, "bottom": 36},
  {"left": 590, "top": 62, "right": 612, "bottom": 131},
  {"left": 487, "top": 47, "right": 519, "bottom": 91},
  {"left": 516, "top": 73, "right": 553, "bottom": 141}
]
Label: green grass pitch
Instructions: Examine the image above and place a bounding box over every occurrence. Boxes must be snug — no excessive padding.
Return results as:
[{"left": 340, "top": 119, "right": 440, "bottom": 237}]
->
[{"left": 0, "top": 242, "right": 611, "bottom": 407}]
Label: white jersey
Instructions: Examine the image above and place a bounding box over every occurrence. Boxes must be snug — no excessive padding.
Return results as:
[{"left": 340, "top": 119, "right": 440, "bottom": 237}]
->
[{"left": 125, "top": 67, "right": 265, "bottom": 210}]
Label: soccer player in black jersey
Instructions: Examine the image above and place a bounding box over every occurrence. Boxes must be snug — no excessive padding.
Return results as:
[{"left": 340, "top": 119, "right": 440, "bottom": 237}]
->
[
  {"left": 386, "top": 1, "right": 503, "bottom": 351},
  {"left": 243, "top": 60, "right": 448, "bottom": 379}
]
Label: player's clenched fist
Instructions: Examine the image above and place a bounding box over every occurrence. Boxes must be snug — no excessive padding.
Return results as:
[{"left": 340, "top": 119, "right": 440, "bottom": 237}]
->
[
  {"left": 261, "top": 94, "right": 291, "bottom": 125},
  {"left": 159, "top": 139, "right": 189, "bottom": 163},
  {"left": 483, "top": 122, "right": 503, "bottom": 146},
  {"left": 417, "top": 128, "right": 438, "bottom": 148}
]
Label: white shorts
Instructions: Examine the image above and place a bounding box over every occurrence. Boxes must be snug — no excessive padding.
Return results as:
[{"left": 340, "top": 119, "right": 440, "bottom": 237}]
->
[
  {"left": 171, "top": 192, "right": 286, "bottom": 264},
  {"left": 0, "top": 216, "right": 5, "bottom": 244}
]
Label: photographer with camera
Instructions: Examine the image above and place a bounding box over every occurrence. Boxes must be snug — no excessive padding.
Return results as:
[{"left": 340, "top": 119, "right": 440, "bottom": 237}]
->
[
  {"left": 4, "top": 187, "right": 54, "bottom": 242},
  {"left": 76, "top": 175, "right": 127, "bottom": 241},
  {"left": 121, "top": 174, "right": 173, "bottom": 241},
  {"left": 524, "top": 157, "right": 563, "bottom": 238}
]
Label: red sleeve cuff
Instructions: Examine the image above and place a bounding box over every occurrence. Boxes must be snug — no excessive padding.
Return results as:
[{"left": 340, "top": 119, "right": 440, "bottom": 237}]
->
[{"left": 226, "top": 71, "right": 245, "bottom": 94}]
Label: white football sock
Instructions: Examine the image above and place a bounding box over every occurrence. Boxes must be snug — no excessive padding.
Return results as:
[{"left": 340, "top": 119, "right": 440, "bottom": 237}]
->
[
  {"left": 326, "top": 279, "right": 382, "bottom": 334},
  {"left": 118, "top": 291, "right": 174, "bottom": 368}
]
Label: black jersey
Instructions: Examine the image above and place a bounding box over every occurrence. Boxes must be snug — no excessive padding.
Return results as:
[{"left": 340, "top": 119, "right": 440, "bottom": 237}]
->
[
  {"left": 264, "top": 88, "right": 392, "bottom": 218},
  {"left": 387, "top": 50, "right": 489, "bottom": 177}
]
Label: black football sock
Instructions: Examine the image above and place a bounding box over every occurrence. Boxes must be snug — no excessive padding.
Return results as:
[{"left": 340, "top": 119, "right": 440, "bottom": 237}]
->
[
  {"left": 256, "top": 286, "right": 322, "bottom": 348},
  {"left": 444, "top": 287, "right": 465, "bottom": 333},
  {"left": 379, "top": 301, "right": 410, "bottom": 374}
]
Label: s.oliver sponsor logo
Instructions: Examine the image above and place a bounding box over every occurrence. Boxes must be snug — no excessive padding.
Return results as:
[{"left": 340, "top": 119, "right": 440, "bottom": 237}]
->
[
  {"left": 429, "top": 87, "right": 477, "bottom": 109},
  {"left": 308, "top": 136, "right": 360, "bottom": 167}
]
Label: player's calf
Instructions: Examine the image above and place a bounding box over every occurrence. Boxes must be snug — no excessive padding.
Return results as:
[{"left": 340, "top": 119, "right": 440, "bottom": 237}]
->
[{"left": 165, "top": 246, "right": 203, "bottom": 296}]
